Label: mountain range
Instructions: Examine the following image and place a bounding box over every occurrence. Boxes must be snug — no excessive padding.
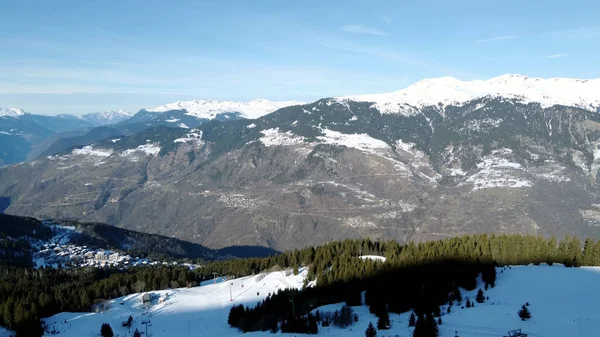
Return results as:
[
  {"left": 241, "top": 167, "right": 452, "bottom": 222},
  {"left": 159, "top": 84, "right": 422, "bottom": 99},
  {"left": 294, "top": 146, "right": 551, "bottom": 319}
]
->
[
  {"left": 2, "top": 74, "right": 600, "bottom": 252},
  {"left": 0, "top": 99, "right": 300, "bottom": 166}
]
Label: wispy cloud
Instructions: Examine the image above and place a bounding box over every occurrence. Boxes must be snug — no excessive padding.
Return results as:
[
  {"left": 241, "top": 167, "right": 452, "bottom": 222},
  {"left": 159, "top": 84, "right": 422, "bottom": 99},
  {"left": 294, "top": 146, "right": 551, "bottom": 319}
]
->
[
  {"left": 545, "top": 53, "right": 569, "bottom": 59},
  {"left": 340, "top": 24, "right": 389, "bottom": 36},
  {"left": 380, "top": 15, "right": 391, "bottom": 24},
  {"left": 474, "top": 35, "right": 516, "bottom": 43}
]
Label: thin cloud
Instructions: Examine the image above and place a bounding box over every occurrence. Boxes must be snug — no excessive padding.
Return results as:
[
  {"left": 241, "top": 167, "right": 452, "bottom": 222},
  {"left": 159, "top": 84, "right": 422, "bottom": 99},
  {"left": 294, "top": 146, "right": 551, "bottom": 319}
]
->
[
  {"left": 545, "top": 53, "right": 569, "bottom": 59},
  {"left": 340, "top": 24, "right": 389, "bottom": 36},
  {"left": 474, "top": 35, "right": 516, "bottom": 43},
  {"left": 380, "top": 15, "right": 391, "bottom": 24}
]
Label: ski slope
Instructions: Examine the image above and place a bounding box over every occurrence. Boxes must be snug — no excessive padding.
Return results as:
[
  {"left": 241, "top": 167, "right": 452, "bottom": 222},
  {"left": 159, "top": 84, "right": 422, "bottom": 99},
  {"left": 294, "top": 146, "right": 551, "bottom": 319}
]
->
[{"left": 25, "top": 265, "right": 600, "bottom": 337}]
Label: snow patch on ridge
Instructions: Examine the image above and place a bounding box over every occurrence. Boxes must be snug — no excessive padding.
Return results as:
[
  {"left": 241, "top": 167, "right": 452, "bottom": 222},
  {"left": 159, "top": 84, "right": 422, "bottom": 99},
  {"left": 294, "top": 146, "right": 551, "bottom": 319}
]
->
[
  {"left": 122, "top": 143, "right": 161, "bottom": 156},
  {"left": 72, "top": 146, "right": 113, "bottom": 157},
  {"left": 174, "top": 130, "right": 203, "bottom": 143},
  {"left": 259, "top": 128, "right": 304, "bottom": 146},
  {"left": 317, "top": 129, "right": 389, "bottom": 153}
]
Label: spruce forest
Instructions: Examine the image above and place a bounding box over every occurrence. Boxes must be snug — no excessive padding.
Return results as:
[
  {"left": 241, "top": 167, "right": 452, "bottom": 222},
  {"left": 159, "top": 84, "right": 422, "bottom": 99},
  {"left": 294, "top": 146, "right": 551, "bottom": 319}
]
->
[{"left": 1, "top": 233, "right": 599, "bottom": 336}]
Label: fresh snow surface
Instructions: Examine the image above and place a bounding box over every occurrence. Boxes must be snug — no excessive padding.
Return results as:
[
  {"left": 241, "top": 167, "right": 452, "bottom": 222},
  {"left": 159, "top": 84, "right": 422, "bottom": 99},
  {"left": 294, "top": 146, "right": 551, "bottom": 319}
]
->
[
  {"left": 358, "top": 255, "right": 386, "bottom": 262},
  {"left": 147, "top": 99, "right": 303, "bottom": 119},
  {"left": 339, "top": 74, "right": 600, "bottom": 115},
  {"left": 71, "top": 143, "right": 161, "bottom": 159},
  {"left": 317, "top": 129, "right": 389, "bottom": 153},
  {"left": 122, "top": 143, "right": 161, "bottom": 156},
  {"left": 37, "top": 265, "right": 600, "bottom": 337},
  {"left": 0, "top": 107, "right": 27, "bottom": 117},
  {"left": 42, "top": 268, "right": 308, "bottom": 337},
  {"left": 174, "top": 130, "right": 203, "bottom": 143},
  {"left": 72, "top": 146, "right": 113, "bottom": 157},
  {"left": 259, "top": 128, "right": 305, "bottom": 146},
  {"left": 247, "top": 123, "right": 257, "bottom": 129}
]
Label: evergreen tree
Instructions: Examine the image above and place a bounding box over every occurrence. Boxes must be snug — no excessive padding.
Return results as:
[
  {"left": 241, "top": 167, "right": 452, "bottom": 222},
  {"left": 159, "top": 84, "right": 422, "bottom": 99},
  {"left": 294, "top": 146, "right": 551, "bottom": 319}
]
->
[
  {"left": 476, "top": 289, "right": 485, "bottom": 303},
  {"left": 453, "top": 287, "right": 462, "bottom": 303},
  {"left": 376, "top": 309, "right": 390, "bottom": 330},
  {"left": 100, "top": 323, "right": 114, "bottom": 337},
  {"left": 293, "top": 265, "right": 299, "bottom": 275},
  {"left": 408, "top": 312, "right": 416, "bottom": 327},
  {"left": 133, "top": 329, "right": 141, "bottom": 337},
  {"left": 365, "top": 322, "right": 377, "bottom": 337},
  {"left": 437, "top": 317, "right": 442, "bottom": 325},
  {"left": 466, "top": 298, "right": 471, "bottom": 308},
  {"left": 413, "top": 313, "right": 439, "bottom": 337},
  {"left": 518, "top": 305, "right": 531, "bottom": 321},
  {"left": 308, "top": 313, "right": 318, "bottom": 334}
]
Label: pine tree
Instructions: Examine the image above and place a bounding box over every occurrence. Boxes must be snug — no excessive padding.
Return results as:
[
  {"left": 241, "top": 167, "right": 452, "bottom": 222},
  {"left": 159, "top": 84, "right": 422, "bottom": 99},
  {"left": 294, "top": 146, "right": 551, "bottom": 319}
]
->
[
  {"left": 409, "top": 312, "right": 416, "bottom": 327},
  {"left": 466, "top": 298, "right": 471, "bottom": 308},
  {"left": 293, "top": 265, "right": 299, "bottom": 275},
  {"left": 518, "top": 305, "right": 531, "bottom": 321},
  {"left": 365, "top": 322, "right": 377, "bottom": 337},
  {"left": 413, "top": 313, "right": 439, "bottom": 337},
  {"left": 100, "top": 323, "right": 114, "bottom": 337},
  {"left": 453, "top": 287, "right": 462, "bottom": 303},
  {"left": 437, "top": 317, "right": 442, "bottom": 325},
  {"left": 308, "top": 314, "right": 319, "bottom": 334},
  {"left": 133, "top": 329, "right": 141, "bottom": 337},
  {"left": 476, "top": 289, "right": 485, "bottom": 303},
  {"left": 377, "top": 309, "right": 390, "bottom": 330}
]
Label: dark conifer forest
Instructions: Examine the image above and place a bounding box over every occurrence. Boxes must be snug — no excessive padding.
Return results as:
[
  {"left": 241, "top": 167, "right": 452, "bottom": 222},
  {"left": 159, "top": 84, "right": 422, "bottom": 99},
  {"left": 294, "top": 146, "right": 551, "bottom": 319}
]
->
[{"left": 1, "top": 233, "right": 599, "bottom": 336}]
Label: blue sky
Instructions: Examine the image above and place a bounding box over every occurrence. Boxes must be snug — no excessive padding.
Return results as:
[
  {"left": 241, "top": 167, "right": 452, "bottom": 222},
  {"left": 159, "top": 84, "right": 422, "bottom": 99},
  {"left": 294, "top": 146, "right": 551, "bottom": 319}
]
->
[{"left": 0, "top": 0, "right": 599, "bottom": 115}]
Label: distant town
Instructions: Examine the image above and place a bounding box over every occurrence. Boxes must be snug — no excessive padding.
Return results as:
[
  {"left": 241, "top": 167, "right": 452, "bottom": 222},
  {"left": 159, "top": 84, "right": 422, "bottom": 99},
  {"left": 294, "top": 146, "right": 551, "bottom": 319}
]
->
[
  {"left": 30, "top": 223, "right": 202, "bottom": 270},
  {"left": 33, "top": 241, "right": 202, "bottom": 270}
]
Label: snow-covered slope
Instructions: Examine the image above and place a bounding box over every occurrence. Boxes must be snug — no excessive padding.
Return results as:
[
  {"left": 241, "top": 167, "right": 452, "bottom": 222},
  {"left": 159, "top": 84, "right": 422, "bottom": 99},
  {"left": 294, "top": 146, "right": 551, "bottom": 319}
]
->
[
  {"left": 81, "top": 109, "right": 133, "bottom": 126},
  {"left": 37, "top": 268, "right": 309, "bottom": 337},
  {"left": 0, "top": 107, "right": 27, "bottom": 117},
  {"left": 147, "top": 99, "right": 303, "bottom": 119},
  {"left": 26, "top": 265, "right": 600, "bottom": 337},
  {"left": 340, "top": 74, "right": 600, "bottom": 115}
]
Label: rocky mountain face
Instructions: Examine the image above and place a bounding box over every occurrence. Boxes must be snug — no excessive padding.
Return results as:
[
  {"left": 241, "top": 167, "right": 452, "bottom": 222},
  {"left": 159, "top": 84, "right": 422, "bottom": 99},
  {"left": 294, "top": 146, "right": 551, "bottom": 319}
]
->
[{"left": 2, "top": 76, "right": 600, "bottom": 251}]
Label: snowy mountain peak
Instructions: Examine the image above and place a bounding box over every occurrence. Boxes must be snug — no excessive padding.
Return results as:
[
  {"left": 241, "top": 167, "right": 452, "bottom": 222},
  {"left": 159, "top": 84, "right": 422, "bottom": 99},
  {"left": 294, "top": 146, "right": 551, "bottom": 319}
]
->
[
  {"left": 339, "top": 74, "right": 600, "bottom": 115},
  {"left": 147, "top": 99, "right": 303, "bottom": 119},
  {"left": 0, "top": 107, "right": 27, "bottom": 117},
  {"left": 81, "top": 109, "right": 133, "bottom": 126}
]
